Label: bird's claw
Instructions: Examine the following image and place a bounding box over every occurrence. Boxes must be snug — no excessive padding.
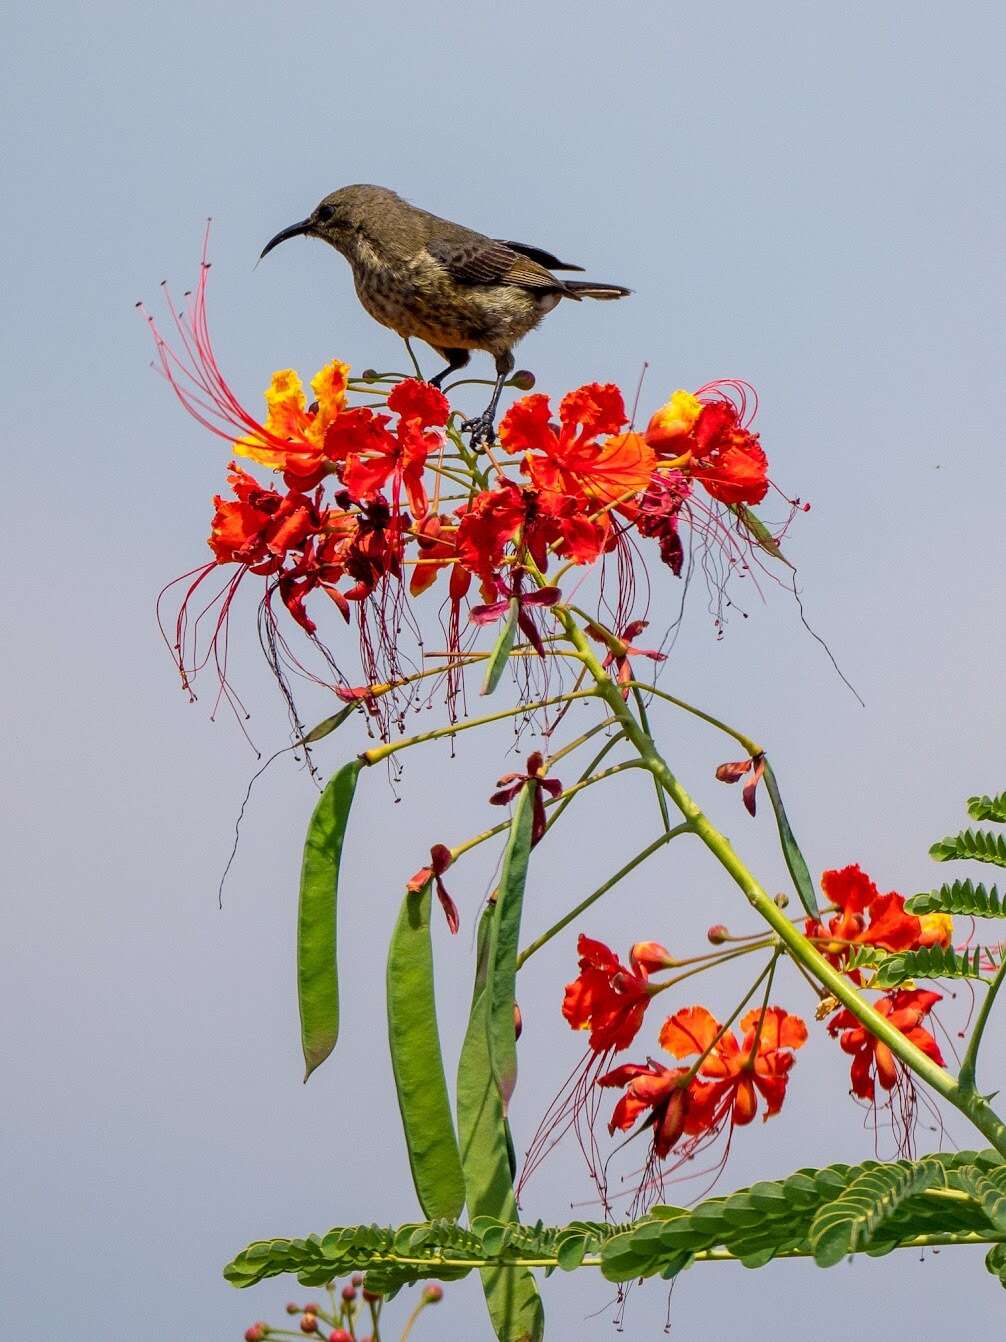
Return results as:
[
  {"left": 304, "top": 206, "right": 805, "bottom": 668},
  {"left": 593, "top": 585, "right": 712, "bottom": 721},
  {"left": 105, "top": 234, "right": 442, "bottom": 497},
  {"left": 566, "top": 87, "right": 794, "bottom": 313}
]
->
[{"left": 461, "top": 412, "right": 497, "bottom": 450}]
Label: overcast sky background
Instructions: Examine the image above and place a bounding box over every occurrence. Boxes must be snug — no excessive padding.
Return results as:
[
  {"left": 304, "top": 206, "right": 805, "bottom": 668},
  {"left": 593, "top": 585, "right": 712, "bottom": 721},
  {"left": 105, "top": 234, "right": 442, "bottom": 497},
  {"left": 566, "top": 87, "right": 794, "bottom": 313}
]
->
[{"left": 4, "top": 2, "right": 1006, "bottom": 1338}]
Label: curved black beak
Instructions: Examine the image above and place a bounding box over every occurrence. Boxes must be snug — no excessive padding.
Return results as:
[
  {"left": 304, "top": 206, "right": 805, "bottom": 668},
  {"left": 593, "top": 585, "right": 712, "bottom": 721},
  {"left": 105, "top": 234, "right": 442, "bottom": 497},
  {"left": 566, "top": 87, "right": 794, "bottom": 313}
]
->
[{"left": 259, "top": 218, "right": 312, "bottom": 261}]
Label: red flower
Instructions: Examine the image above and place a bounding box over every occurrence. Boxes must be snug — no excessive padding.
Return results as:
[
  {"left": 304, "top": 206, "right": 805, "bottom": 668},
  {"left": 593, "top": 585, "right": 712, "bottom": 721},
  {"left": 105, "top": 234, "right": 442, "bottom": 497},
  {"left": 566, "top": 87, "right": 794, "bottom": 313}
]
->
[
  {"left": 208, "top": 464, "right": 323, "bottom": 568},
  {"left": 328, "top": 379, "right": 449, "bottom": 519},
  {"left": 806, "top": 865, "right": 925, "bottom": 970},
  {"left": 500, "top": 383, "right": 654, "bottom": 511},
  {"left": 635, "top": 472, "right": 690, "bottom": 574},
  {"left": 827, "top": 990, "right": 944, "bottom": 1101},
  {"left": 659, "top": 1004, "right": 807, "bottom": 1129},
  {"left": 588, "top": 619, "right": 666, "bottom": 698},
  {"left": 561, "top": 934, "right": 664, "bottom": 1052},
  {"left": 645, "top": 383, "right": 769, "bottom": 506},
  {"left": 470, "top": 574, "right": 561, "bottom": 658},
  {"left": 490, "top": 751, "right": 562, "bottom": 846},
  {"left": 599, "top": 1059, "right": 691, "bottom": 1157},
  {"left": 714, "top": 753, "right": 766, "bottom": 817},
  {"left": 407, "top": 843, "right": 459, "bottom": 934}
]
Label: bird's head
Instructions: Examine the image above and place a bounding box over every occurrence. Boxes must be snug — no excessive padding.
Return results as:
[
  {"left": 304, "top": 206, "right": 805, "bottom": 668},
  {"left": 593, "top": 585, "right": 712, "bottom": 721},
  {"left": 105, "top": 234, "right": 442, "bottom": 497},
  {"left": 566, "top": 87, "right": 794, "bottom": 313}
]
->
[{"left": 259, "top": 185, "right": 401, "bottom": 260}]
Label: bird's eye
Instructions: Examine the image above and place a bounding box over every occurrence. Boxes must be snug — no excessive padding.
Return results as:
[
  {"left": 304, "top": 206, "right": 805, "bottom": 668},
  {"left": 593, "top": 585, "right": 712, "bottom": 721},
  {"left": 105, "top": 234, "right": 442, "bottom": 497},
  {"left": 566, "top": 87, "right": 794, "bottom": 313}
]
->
[{"left": 316, "top": 204, "right": 335, "bottom": 223}]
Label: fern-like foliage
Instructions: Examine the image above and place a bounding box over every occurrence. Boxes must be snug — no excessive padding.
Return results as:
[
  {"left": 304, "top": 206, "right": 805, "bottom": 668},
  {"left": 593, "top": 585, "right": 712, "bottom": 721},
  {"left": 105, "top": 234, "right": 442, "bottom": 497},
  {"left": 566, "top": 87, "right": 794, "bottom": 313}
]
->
[
  {"left": 869, "top": 944, "right": 987, "bottom": 988},
  {"left": 906, "top": 880, "right": 1005, "bottom": 918},
  {"left": 223, "top": 1152, "right": 1006, "bottom": 1292},
  {"left": 930, "top": 829, "right": 1006, "bottom": 870},
  {"left": 843, "top": 942, "right": 987, "bottom": 987},
  {"left": 969, "top": 793, "right": 1006, "bottom": 824}
]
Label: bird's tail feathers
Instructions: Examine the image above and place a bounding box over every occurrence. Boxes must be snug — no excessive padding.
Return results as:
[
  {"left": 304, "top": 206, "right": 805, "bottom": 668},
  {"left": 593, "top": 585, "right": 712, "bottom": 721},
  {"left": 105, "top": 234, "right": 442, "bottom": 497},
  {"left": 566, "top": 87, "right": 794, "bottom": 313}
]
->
[{"left": 563, "top": 280, "right": 632, "bottom": 300}]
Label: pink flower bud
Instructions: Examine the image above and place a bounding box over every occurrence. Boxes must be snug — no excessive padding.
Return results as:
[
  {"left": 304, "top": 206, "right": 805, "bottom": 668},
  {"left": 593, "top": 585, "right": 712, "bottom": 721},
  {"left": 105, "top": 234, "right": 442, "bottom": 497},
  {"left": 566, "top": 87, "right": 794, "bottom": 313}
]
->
[
  {"left": 303, "top": 1304, "right": 320, "bottom": 1316},
  {"left": 286, "top": 1303, "right": 301, "bottom": 1316},
  {"left": 510, "top": 369, "right": 536, "bottom": 390},
  {"left": 329, "top": 1332, "right": 353, "bottom": 1342},
  {"left": 707, "top": 924, "right": 729, "bottom": 945},
  {"left": 422, "top": 1283, "right": 444, "bottom": 1304},
  {"left": 362, "top": 1288, "right": 382, "bottom": 1302},
  {"left": 244, "top": 1327, "right": 266, "bottom": 1342},
  {"left": 300, "top": 1316, "right": 318, "bottom": 1335},
  {"left": 341, "top": 1284, "right": 357, "bottom": 1302},
  {"left": 351, "top": 1273, "right": 364, "bottom": 1287}
]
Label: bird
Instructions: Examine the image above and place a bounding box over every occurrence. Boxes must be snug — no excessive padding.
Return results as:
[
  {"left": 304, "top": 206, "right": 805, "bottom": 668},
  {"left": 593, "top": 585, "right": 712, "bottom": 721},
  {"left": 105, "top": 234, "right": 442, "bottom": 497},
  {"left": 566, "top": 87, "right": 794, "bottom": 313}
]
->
[{"left": 259, "top": 184, "right": 631, "bottom": 444}]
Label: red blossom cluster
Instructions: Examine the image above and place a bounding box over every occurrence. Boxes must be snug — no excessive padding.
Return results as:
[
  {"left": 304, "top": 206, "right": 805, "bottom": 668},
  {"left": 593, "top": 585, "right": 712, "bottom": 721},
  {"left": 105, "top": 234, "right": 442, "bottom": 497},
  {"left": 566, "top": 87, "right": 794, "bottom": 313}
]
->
[
  {"left": 147, "top": 260, "right": 793, "bottom": 731},
  {"left": 810, "top": 864, "right": 951, "bottom": 1101}
]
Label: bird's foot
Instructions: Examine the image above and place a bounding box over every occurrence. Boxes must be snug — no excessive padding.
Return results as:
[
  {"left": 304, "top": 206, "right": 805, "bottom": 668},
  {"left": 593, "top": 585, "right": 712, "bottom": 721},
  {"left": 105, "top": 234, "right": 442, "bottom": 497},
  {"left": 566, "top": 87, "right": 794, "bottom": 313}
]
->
[{"left": 461, "top": 410, "right": 497, "bottom": 450}]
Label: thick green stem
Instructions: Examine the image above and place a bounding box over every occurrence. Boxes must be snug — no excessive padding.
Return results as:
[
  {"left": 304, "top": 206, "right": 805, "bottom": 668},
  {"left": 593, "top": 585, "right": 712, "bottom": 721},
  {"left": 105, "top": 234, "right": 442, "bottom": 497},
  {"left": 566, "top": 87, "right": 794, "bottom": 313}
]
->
[
  {"left": 960, "top": 957, "right": 1006, "bottom": 1095},
  {"left": 555, "top": 607, "right": 1006, "bottom": 1156}
]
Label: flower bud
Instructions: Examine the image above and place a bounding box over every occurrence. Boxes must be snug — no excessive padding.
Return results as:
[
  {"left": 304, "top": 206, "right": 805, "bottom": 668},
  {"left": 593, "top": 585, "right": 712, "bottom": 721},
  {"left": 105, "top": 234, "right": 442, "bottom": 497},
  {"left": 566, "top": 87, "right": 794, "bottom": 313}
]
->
[
  {"left": 351, "top": 1273, "right": 364, "bottom": 1287},
  {"left": 513, "top": 1002, "right": 523, "bottom": 1040},
  {"left": 630, "top": 941, "right": 674, "bottom": 973},
  {"left": 300, "top": 1316, "right": 318, "bottom": 1335},
  {"left": 707, "top": 924, "right": 728, "bottom": 945},
  {"left": 361, "top": 369, "right": 379, "bottom": 382},
  {"left": 362, "top": 1287, "right": 382, "bottom": 1303},
  {"left": 422, "top": 1284, "right": 444, "bottom": 1304},
  {"left": 509, "top": 369, "right": 535, "bottom": 390},
  {"left": 286, "top": 1303, "right": 301, "bottom": 1316},
  {"left": 774, "top": 891, "right": 789, "bottom": 908},
  {"left": 303, "top": 1304, "right": 320, "bottom": 1316},
  {"left": 341, "top": 1285, "right": 357, "bottom": 1302},
  {"left": 328, "top": 1332, "right": 353, "bottom": 1342},
  {"left": 244, "top": 1326, "right": 268, "bottom": 1342}
]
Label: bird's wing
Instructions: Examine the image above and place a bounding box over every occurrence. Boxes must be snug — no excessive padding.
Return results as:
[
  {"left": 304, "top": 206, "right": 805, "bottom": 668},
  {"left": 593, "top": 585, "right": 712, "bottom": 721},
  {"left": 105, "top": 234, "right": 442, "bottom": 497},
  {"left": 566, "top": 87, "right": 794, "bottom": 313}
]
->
[
  {"left": 425, "top": 235, "right": 569, "bottom": 292},
  {"left": 496, "top": 240, "right": 585, "bottom": 272}
]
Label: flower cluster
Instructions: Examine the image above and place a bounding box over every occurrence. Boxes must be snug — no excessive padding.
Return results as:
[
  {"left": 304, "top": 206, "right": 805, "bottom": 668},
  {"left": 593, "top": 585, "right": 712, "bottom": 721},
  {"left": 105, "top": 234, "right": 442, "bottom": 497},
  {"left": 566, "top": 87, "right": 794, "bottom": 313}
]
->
[
  {"left": 242, "top": 1274, "right": 444, "bottom": 1342},
  {"left": 810, "top": 865, "right": 950, "bottom": 1102},
  {"left": 560, "top": 933, "right": 807, "bottom": 1179},
  {"left": 147, "top": 259, "right": 796, "bottom": 734}
]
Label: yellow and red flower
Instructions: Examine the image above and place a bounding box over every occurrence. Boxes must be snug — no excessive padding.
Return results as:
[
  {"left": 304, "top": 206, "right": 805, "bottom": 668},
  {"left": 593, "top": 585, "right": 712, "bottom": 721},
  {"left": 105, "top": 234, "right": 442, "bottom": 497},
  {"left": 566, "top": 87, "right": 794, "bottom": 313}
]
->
[
  {"left": 234, "top": 360, "right": 351, "bottom": 488},
  {"left": 646, "top": 382, "right": 769, "bottom": 506},
  {"left": 806, "top": 864, "right": 947, "bottom": 973}
]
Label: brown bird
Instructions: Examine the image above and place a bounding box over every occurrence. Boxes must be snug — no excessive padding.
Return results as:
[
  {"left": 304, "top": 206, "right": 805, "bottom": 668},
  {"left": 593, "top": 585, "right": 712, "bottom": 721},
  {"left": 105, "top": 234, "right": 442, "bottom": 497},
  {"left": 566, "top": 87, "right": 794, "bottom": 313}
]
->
[{"left": 259, "top": 184, "right": 631, "bottom": 443}]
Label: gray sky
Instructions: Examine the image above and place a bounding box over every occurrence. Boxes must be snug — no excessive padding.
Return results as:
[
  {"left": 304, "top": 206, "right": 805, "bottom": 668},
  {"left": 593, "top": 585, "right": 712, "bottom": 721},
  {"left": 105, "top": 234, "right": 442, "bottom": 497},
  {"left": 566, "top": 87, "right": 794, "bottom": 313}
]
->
[{"left": 4, "top": 1, "right": 1006, "bottom": 1337}]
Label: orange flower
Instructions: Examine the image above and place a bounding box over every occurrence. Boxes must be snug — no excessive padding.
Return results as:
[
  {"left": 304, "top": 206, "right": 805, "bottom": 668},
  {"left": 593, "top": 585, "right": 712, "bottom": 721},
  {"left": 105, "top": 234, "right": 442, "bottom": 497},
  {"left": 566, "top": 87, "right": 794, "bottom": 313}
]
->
[
  {"left": 499, "top": 384, "right": 655, "bottom": 510},
  {"left": 599, "top": 1059, "right": 691, "bottom": 1157},
  {"left": 660, "top": 1004, "right": 808, "bottom": 1128},
  {"left": 827, "top": 991, "right": 944, "bottom": 1101}
]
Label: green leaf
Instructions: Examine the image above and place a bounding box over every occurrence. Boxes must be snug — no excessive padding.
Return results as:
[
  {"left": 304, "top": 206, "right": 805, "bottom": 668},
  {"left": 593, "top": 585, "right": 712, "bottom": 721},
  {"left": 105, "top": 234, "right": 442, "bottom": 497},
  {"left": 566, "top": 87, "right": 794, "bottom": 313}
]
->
[
  {"left": 869, "top": 944, "right": 985, "bottom": 989},
  {"left": 969, "top": 793, "right": 1006, "bottom": 824},
  {"left": 905, "top": 880, "right": 1005, "bottom": 918},
  {"left": 931, "top": 828, "right": 1006, "bottom": 870},
  {"left": 809, "top": 1159, "right": 942, "bottom": 1266},
  {"left": 486, "top": 786, "right": 534, "bottom": 1108},
  {"left": 729, "top": 503, "right": 792, "bottom": 567},
  {"left": 481, "top": 598, "right": 519, "bottom": 696},
  {"left": 986, "top": 1242, "right": 1006, "bottom": 1288},
  {"left": 761, "top": 759, "right": 818, "bottom": 918},
  {"left": 956, "top": 1164, "right": 1006, "bottom": 1232},
  {"left": 300, "top": 702, "right": 358, "bottom": 745},
  {"left": 298, "top": 759, "right": 361, "bottom": 1080},
  {"left": 456, "top": 903, "right": 544, "bottom": 1341},
  {"left": 386, "top": 880, "right": 466, "bottom": 1220}
]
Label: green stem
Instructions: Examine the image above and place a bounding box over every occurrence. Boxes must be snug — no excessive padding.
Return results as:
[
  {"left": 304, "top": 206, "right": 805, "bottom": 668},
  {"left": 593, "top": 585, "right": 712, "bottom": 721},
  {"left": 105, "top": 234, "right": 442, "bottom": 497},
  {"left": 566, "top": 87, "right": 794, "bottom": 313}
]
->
[
  {"left": 623, "top": 680, "right": 763, "bottom": 757},
  {"left": 398, "top": 1298, "right": 425, "bottom": 1342},
  {"left": 631, "top": 687, "right": 673, "bottom": 833},
  {"left": 555, "top": 607, "right": 1006, "bottom": 1156},
  {"left": 545, "top": 717, "right": 620, "bottom": 768},
  {"left": 544, "top": 733, "right": 627, "bottom": 828},
  {"left": 360, "top": 690, "right": 597, "bottom": 766},
  {"left": 516, "top": 826, "right": 692, "bottom": 969},
  {"left": 959, "top": 956, "right": 1006, "bottom": 1094}
]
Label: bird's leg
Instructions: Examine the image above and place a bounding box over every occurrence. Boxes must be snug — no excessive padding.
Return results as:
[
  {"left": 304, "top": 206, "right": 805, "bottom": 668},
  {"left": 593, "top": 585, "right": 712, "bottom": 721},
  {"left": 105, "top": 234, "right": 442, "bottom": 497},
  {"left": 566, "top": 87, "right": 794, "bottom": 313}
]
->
[
  {"left": 428, "top": 347, "right": 471, "bottom": 389},
  {"left": 461, "top": 350, "right": 515, "bottom": 449},
  {"left": 403, "top": 337, "right": 424, "bottom": 380}
]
